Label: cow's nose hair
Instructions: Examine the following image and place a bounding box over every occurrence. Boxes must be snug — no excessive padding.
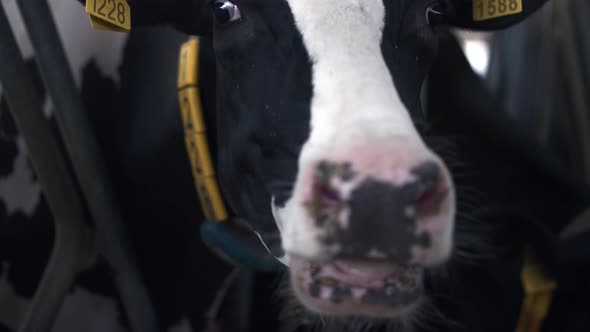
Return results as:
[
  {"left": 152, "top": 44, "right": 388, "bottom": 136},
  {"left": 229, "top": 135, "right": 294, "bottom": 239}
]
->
[{"left": 316, "top": 160, "right": 447, "bottom": 261}]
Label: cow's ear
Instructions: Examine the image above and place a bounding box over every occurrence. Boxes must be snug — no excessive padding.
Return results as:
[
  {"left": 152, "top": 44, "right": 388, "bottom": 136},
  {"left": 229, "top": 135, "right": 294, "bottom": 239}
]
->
[
  {"left": 77, "top": 0, "right": 212, "bottom": 35},
  {"left": 442, "top": 0, "right": 550, "bottom": 30}
]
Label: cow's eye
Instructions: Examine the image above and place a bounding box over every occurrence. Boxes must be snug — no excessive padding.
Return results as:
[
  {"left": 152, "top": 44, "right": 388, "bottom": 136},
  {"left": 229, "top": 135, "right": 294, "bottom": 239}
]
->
[
  {"left": 426, "top": 2, "right": 447, "bottom": 27},
  {"left": 210, "top": 0, "right": 241, "bottom": 25}
]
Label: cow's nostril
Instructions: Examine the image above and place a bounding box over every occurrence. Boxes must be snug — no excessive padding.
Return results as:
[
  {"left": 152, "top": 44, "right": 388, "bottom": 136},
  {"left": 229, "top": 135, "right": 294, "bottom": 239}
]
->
[
  {"left": 305, "top": 162, "right": 350, "bottom": 228},
  {"left": 411, "top": 161, "right": 447, "bottom": 217},
  {"left": 414, "top": 178, "right": 446, "bottom": 217},
  {"left": 411, "top": 161, "right": 441, "bottom": 190},
  {"left": 316, "top": 184, "right": 342, "bottom": 204},
  {"left": 415, "top": 184, "right": 438, "bottom": 208}
]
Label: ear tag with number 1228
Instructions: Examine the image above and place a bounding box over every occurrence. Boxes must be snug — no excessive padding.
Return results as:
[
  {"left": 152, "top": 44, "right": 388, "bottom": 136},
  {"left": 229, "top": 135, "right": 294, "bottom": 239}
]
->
[{"left": 86, "top": 0, "right": 131, "bottom": 32}]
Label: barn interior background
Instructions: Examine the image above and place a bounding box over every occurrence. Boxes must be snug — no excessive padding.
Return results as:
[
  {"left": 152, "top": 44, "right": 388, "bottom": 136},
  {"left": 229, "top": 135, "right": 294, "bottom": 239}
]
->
[
  {"left": 456, "top": 0, "right": 590, "bottom": 183},
  {"left": 0, "top": 0, "right": 588, "bottom": 331}
]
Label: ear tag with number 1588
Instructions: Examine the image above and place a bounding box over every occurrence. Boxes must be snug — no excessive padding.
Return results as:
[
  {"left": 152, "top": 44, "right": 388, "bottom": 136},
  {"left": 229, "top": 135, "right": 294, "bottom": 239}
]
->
[
  {"left": 473, "top": 0, "right": 523, "bottom": 22},
  {"left": 86, "top": 0, "right": 131, "bottom": 32}
]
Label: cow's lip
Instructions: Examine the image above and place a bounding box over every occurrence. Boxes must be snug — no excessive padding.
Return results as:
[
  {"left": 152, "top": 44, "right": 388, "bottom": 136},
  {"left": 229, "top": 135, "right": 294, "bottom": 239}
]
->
[{"left": 290, "top": 256, "right": 424, "bottom": 317}]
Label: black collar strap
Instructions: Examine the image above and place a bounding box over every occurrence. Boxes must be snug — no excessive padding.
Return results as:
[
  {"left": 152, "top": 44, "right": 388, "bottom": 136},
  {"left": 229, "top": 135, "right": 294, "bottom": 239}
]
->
[{"left": 177, "top": 38, "right": 284, "bottom": 271}]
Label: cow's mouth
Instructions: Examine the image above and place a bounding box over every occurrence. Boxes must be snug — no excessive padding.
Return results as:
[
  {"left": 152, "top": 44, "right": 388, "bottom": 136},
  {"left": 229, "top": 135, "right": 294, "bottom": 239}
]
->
[{"left": 290, "top": 257, "right": 424, "bottom": 317}]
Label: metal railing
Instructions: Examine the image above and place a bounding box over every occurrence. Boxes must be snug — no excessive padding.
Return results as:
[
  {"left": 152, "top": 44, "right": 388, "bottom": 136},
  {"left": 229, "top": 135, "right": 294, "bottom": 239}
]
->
[{"left": 0, "top": 1, "right": 158, "bottom": 331}]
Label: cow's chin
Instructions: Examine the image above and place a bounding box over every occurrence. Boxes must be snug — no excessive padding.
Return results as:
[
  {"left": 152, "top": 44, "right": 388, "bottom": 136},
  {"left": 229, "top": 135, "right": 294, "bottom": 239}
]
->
[{"left": 289, "top": 256, "right": 424, "bottom": 317}]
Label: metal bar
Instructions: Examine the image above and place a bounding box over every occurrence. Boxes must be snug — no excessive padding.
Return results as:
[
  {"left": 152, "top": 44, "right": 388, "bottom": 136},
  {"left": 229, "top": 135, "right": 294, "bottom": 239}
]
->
[
  {"left": 535, "top": 2, "right": 555, "bottom": 144},
  {"left": 570, "top": 0, "right": 590, "bottom": 96},
  {"left": 13, "top": 1, "right": 159, "bottom": 331},
  {"left": 555, "top": 0, "right": 590, "bottom": 182},
  {"left": 0, "top": 4, "right": 92, "bottom": 331}
]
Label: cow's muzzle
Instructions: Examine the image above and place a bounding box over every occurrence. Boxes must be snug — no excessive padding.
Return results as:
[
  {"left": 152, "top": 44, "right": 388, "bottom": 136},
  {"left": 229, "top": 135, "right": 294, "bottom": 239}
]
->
[
  {"left": 305, "top": 160, "right": 451, "bottom": 264},
  {"left": 285, "top": 157, "right": 454, "bottom": 317}
]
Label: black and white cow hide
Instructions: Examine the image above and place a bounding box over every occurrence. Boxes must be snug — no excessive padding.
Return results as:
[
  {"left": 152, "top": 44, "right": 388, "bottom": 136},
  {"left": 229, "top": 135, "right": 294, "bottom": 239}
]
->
[{"left": 0, "top": 2, "right": 201, "bottom": 332}]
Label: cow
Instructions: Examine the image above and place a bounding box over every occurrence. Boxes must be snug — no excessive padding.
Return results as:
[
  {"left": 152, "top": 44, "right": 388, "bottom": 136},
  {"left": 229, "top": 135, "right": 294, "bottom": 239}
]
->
[
  {"left": 2, "top": 0, "right": 590, "bottom": 331},
  {"left": 79, "top": 0, "right": 588, "bottom": 331}
]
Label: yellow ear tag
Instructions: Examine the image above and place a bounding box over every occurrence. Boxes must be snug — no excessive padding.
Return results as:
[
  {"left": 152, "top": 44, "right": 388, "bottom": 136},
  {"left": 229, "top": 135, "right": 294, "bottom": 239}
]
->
[
  {"left": 473, "top": 0, "right": 523, "bottom": 22},
  {"left": 86, "top": 0, "right": 131, "bottom": 32}
]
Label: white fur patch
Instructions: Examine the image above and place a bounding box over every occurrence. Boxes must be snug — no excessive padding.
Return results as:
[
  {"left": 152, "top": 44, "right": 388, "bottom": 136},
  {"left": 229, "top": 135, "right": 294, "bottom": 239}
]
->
[
  {"left": 2, "top": 0, "right": 127, "bottom": 88},
  {"left": 0, "top": 0, "right": 127, "bottom": 119},
  {"left": 0, "top": 138, "right": 42, "bottom": 217},
  {"left": 285, "top": 0, "right": 423, "bottom": 146},
  {"left": 52, "top": 287, "right": 128, "bottom": 332},
  {"left": 278, "top": 0, "right": 434, "bottom": 260}
]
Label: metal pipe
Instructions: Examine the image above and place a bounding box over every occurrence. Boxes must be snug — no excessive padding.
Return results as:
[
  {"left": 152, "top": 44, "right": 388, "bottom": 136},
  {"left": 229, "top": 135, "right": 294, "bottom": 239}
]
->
[
  {"left": 0, "top": 4, "right": 92, "bottom": 331},
  {"left": 555, "top": 1, "right": 590, "bottom": 182},
  {"left": 570, "top": 0, "right": 590, "bottom": 97},
  {"left": 14, "top": 1, "right": 159, "bottom": 331},
  {"left": 535, "top": 2, "right": 555, "bottom": 144}
]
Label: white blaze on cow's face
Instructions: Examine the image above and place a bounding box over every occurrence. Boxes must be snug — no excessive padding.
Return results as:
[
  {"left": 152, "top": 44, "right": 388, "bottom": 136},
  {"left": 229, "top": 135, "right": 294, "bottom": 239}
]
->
[{"left": 272, "top": 0, "right": 456, "bottom": 316}]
